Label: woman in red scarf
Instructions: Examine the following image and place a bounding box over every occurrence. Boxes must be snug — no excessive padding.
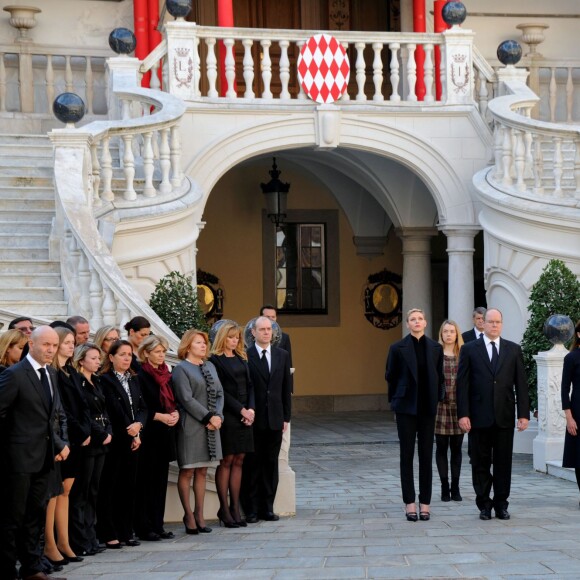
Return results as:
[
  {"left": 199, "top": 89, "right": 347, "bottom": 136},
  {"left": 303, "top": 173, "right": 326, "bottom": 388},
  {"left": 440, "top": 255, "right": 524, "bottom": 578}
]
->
[{"left": 135, "top": 335, "right": 179, "bottom": 541}]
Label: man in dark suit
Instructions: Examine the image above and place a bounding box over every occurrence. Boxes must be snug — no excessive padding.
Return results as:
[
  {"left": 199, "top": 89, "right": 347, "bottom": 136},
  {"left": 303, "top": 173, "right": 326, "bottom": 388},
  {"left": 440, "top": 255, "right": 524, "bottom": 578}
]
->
[
  {"left": 457, "top": 308, "right": 529, "bottom": 521},
  {"left": 0, "top": 326, "right": 70, "bottom": 580},
  {"left": 461, "top": 307, "right": 486, "bottom": 343},
  {"left": 242, "top": 316, "right": 292, "bottom": 523},
  {"left": 260, "top": 304, "right": 293, "bottom": 364}
]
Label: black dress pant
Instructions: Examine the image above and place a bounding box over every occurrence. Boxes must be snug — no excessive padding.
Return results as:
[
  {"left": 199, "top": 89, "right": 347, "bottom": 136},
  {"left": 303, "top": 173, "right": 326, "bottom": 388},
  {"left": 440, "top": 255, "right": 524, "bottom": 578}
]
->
[
  {"left": 69, "top": 451, "right": 106, "bottom": 552},
  {"left": 0, "top": 469, "right": 50, "bottom": 579},
  {"left": 435, "top": 433, "right": 464, "bottom": 483},
  {"left": 468, "top": 425, "right": 514, "bottom": 510},
  {"left": 241, "top": 427, "right": 283, "bottom": 515},
  {"left": 396, "top": 413, "right": 435, "bottom": 505}
]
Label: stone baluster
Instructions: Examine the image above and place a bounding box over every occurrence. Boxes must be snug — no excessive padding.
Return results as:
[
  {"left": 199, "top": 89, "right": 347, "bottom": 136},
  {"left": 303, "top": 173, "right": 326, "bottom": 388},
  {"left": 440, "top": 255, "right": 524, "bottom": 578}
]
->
[
  {"left": 100, "top": 136, "right": 114, "bottom": 202},
  {"left": 224, "top": 38, "right": 238, "bottom": 99},
  {"left": 65, "top": 55, "right": 73, "bottom": 92},
  {"left": 67, "top": 232, "right": 81, "bottom": 302},
  {"left": 242, "top": 39, "right": 255, "bottom": 99},
  {"left": 122, "top": 134, "right": 137, "bottom": 200},
  {"left": 575, "top": 138, "right": 580, "bottom": 198},
  {"left": 261, "top": 40, "right": 272, "bottom": 99},
  {"left": 532, "top": 137, "right": 544, "bottom": 195},
  {"left": 502, "top": 126, "right": 513, "bottom": 187},
  {"left": 514, "top": 129, "right": 526, "bottom": 192},
  {"left": 90, "top": 142, "right": 101, "bottom": 206},
  {"left": 493, "top": 122, "right": 503, "bottom": 180},
  {"left": 116, "top": 298, "right": 130, "bottom": 332},
  {"left": 478, "top": 69, "right": 489, "bottom": 118},
  {"left": 170, "top": 125, "right": 182, "bottom": 188},
  {"left": 339, "top": 42, "right": 350, "bottom": 101},
  {"left": 439, "top": 44, "right": 446, "bottom": 102},
  {"left": 549, "top": 67, "right": 557, "bottom": 122},
  {"left": 371, "top": 43, "right": 384, "bottom": 102},
  {"left": 150, "top": 60, "right": 161, "bottom": 91},
  {"left": 296, "top": 41, "right": 306, "bottom": 100},
  {"left": 423, "top": 43, "right": 434, "bottom": 103},
  {"left": 389, "top": 42, "right": 400, "bottom": 101},
  {"left": 193, "top": 35, "right": 201, "bottom": 97},
  {"left": 355, "top": 42, "right": 366, "bottom": 101},
  {"left": 45, "top": 56, "right": 54, "bottom": 114},
  {"left": 142, "top": 131, "right": 156, "bottom": 197},
  {"left": 102, "top": 284, "right": 117, "bottom": 326},
  {"left": 159, "top": 127, "right": 172, "bottom": 194},
  {"left": 85, "top": 57, "right": 94, "bottom": 114},
  {"left": 566, "top": 68, "right": 573, "bottom": 123},
  {"left": 279, "top": 40, "right": 290, "bottom": 100},
  {"left": 552, "top": 136, "right": 563, "bottom": 196},
  {"left": 89, "top": 267, "right": 104, "bottom": 329},
  {"left": 0, "top": 54, "right": 5, "bottom": 112},
  {"left": 78, "top": 249, "right": 91, "bottom": 316},
  {"left": 206, "top": 38, "right": 218, "bottom": 98},
  {"left": 406, "top": 43, "right": 417, "bottom": 102}
]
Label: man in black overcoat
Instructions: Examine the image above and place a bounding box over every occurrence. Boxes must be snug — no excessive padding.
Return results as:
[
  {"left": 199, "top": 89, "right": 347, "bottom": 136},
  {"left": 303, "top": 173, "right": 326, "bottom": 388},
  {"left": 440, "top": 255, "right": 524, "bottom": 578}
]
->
[
  {"left": 242, "top": 316, "right": 292, "bottom": 523},
  {"left": 0, "top": 326, "right": 70, "bottom": 580},
  {"left": 457, "top": 308, "right": 530, "bottom": 521},
  {"left": 461, "top": 306, "right": 486, "bottom": 343}
]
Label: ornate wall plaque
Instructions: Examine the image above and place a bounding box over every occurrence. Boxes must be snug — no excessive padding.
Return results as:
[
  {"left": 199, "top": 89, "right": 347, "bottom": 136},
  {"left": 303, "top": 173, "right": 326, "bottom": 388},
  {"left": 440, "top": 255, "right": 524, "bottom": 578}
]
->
[
  {"left": 197, "top": 269, "right": 224, "bottom": 325},
  {"left": 363, "top": 269, "right": 402, "bottom": 330}
]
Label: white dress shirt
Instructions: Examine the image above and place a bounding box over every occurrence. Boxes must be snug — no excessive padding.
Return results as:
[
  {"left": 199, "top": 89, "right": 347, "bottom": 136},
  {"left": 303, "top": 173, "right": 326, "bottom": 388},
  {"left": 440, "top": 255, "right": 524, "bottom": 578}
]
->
[
  {"left": 255, "top": 343, "right": 271, "bottom": 371},
  {"left": 482, "top": 335, "right": 501, "bottom": 362},
  {"left": 26, "top": 353, "right": 54, "bottom": 397}
]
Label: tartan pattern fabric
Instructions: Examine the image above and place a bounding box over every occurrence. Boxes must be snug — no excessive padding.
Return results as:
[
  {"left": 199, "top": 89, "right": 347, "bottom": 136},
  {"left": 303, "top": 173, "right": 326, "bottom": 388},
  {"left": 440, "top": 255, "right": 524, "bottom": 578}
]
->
[{"left": 435, "top": 354, "right": 463, "bottom": 436}]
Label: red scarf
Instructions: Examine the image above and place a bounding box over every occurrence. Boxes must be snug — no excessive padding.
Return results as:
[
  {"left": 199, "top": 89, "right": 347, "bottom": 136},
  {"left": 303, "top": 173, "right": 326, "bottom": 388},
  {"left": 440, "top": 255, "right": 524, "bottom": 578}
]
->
[{"left": 141, "top": 361, "right": 175, "bottom": 412}]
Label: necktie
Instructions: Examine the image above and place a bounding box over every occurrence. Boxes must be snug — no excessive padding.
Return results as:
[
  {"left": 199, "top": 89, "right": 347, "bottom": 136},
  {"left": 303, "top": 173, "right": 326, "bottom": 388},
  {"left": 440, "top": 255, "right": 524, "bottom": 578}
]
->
[
  {"left": 479, "top": 332, "right": 484, "bottom": 339},
  {"left": 260, "top": 349, "right": 270, "bottom": 375},
  {"left": 490, "top": 341, "right": 499, "bottom": 372},
  {"left": 38, "top": 367, "right": 52, "bottom": 406}
]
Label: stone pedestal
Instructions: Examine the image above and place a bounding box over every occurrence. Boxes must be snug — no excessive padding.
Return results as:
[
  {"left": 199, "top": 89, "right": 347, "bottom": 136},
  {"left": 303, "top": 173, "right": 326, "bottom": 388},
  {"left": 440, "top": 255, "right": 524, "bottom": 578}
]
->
[{"left": 533, "top": 345, "right": 567, "bottom": 472}]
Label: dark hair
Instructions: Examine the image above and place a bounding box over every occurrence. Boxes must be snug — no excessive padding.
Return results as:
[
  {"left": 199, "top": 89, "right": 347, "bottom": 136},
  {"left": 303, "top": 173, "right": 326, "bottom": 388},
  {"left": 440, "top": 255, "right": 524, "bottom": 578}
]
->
[
  {"left": 8, "top": 316, "right": 32, "bottom": 329},
  {"left": 570, "top": 320, "right": 580, "bottom": 352},
  {"left": 260, "top": 304, "right": 276, "bottom": 315},
  {"left": 50, "top": 320, "right": 76, "bottom": 333},
  {"left": 66, "top": 315, "right": 89, "bottom": 327},
  {"left": 473, "top": 306, "right": 487, "bottom": 317},
  {"left": 101, "top": 339, "right": 134, "bottom": 374},
  {"left": 124, "top": 316, "right": 151, "bottom": 333}
]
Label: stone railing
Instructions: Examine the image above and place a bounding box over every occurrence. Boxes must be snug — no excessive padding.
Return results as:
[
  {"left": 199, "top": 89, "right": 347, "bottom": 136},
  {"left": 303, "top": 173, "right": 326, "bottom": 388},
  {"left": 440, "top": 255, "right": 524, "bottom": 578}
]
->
[
  {"left": 534, "top": 60, "right": 580, "bottom": 124},
  {"left": 487, "top": 68, "right": 580, "bottom": 199},
  {"left": 0, "top": 43, "right": 110, "bottom": 115},
  {"left": 49, "top": 56, "right": 188, "bottom": 351},
  {"left": 145, "top": 23, "right": 489, "bottom": 109}
]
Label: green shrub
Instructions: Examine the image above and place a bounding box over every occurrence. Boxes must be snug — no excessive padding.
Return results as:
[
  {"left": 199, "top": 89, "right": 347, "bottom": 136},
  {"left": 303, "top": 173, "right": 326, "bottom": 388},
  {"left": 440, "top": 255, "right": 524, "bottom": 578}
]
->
[
  {"left": 149, "top": 271, "right": 209, "bottom": 337},
  {"left": 521, "top": 259, "right": 580, "bottom": 410}
]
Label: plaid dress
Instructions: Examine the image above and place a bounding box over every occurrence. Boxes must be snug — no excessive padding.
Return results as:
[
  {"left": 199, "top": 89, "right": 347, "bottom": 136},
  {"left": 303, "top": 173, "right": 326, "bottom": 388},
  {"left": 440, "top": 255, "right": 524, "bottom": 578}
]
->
[{"left": 435, "top": 354, "right": 463, "bottom": 436}]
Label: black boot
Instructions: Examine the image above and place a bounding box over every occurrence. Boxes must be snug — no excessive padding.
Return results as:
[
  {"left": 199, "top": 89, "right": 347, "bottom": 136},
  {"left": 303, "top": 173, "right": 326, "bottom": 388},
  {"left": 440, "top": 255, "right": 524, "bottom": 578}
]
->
[
  {"left": 441, "top": 479, "right": 451, "bottom": 502},
  {"left": 451, "top": 478, "right": 462, "bottom": 501}
]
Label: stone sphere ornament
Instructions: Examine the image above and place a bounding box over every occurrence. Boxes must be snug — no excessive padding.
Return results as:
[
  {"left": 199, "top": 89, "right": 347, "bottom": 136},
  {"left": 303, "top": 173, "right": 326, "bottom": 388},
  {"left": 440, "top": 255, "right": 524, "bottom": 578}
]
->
[
  {"left": 166, "top": 0, "right": 192, "bottom": 20},
  {"left": 441, "top": 2, "right": 467, "bottom": 27},
  {"left": 497, "top": 40, "right": 523, "bottom": 66},
  {"left": 209, "top": 319, "right": 235, "bottom": 345},
  {"left": 543, "top": 314, "right": 574, "bottom": 345},
  {"left": 108, "top": 27, "right": 137, "bottom": 55},
  {"left": 53, "top": 93, "right": 86, "bottom": 126}
]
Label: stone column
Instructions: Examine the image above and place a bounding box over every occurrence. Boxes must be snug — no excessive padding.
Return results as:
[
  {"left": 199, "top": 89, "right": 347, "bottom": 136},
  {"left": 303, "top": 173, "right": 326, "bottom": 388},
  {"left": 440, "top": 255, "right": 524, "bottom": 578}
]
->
[
  {"left": 533, "top": 345, "right": 567, "bottom": 472},
  {"left": 396, "top": 227, "right": 437, "bottom": 336},
  {"left": 441, "top": 227, "right": 479, "bottom": 333}
]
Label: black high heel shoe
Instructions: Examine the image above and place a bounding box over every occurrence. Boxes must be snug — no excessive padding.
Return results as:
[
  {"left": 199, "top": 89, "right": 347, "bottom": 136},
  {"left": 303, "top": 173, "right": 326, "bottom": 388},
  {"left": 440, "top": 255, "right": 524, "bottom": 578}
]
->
[
  {"left": 182, "top": 516, "right": 199, "bottom": 535},
  {"left": 419, "top": 504, "right": 431, "bottom": 521},
  {"left": 230, "top": 507, "right": 247, "bottom": 527},
  {"left": 194, "top": 517, "right": 212, "bottom": 533},
  {"left": 217, "top": 509, "right": 240, "bottom": 528},
  {"left": 405, "top": 504, "right": 418, "bottom": 522}
]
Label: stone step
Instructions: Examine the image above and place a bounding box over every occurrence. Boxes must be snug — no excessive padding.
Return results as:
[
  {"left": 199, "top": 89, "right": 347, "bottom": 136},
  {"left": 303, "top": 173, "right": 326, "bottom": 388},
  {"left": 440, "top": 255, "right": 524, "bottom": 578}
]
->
[
  {"left": 0, "top": 300, "right": 68, "bottom": 317},
  {"left": 0, "top": 234, "right": 50, "bottom": 248},
  {"left": 0, "top": 188, "right": 55, "bottom": 201},
  {"left": 0, "top": 142, "right": 53, "bottom": 156},
  {"left": 0, "top": 166, "right": 53, "bottom": 177},
  {"left": 0, "top": 220, "right": 51, "bottom": 234},
  {"left": 0, "top": 198, "right": 55, "bottom": 211},
  {"left": 0, "top": 273, "right": 61, "bottom": 288},
  {"left": 0, "top": 175, "right": 54, "bottom": 188},
  {"left": 0, "top": 134, "right": 51, "bottom": 145},
  {"left": 0, "top": 287, "right": 64, "bottom": 301},
  {"left": 0, "top": 209, "right": 54, "bottom": 222},
  {"left": 0, "top": 260, "right": 60, "bottom": 274},
  {"left": 0, "top": 156, "right": 54, "bottom": 168},
  {"left": 546, "top": 460, "right": 576, "bottom": 482},
  {"left": 0, "top": 247, "right": 49, "bottom": 260}
]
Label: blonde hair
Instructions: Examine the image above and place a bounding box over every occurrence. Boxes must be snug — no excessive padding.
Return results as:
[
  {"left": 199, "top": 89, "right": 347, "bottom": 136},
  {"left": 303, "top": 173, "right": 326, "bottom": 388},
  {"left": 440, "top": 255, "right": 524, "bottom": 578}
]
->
[
  {"left": 438, "top": 319, "right": 464, "bottom": 358},
  {"left": 93, "top": 325, "right": 120, "bottom": 356},
  {"left": 210, "top": 322, "right": 247, "bottom": 360},
  {"left": 406, "top": 308, "right": 425, "bottom": 321},
  {"left": 0, "top": 329, "right": 27, "bottom": 367},
  {"left": 52, "top": 326, "right": 76, "bottom": 373},
  {"left": 177, "top": 329, "right": 209, "bottom": 361},
  {"left": 72, "top": 342, "right": 102, "bottom": 373},
  {"left": 137, "top": 334, "right": 169, "bottom": 362}
]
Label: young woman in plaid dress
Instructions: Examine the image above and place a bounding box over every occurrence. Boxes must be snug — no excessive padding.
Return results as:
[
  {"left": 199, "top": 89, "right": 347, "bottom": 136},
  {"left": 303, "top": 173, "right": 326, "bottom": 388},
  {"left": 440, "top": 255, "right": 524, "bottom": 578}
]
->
[{"left": 435, "top": 320, "right": 465, "bottom": 502}]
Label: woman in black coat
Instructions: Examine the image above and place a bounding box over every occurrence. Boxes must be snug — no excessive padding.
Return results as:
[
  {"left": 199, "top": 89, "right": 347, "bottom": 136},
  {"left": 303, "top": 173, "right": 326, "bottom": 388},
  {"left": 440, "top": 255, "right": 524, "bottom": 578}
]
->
[
  {"left": 562, "top": 320, "right": 580, "bottom": 502},
  {"left": 69, "top": 342, "right": 112, "bottom": 556},
  {"left": 134, "top": 335, "right": 179, "bottom": 541},
  {"left": 209, "top": 321, "right": 255, "bottom": 527},
  {"left": 97, "top": 340, "right": 147, "bottom": 548}
]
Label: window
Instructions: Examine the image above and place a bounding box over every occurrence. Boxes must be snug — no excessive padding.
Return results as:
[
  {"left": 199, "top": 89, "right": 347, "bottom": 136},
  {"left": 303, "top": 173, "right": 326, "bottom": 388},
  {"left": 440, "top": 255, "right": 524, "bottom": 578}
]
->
[{"left": 263, "top": 209, "right": 340, "bottom": 327}]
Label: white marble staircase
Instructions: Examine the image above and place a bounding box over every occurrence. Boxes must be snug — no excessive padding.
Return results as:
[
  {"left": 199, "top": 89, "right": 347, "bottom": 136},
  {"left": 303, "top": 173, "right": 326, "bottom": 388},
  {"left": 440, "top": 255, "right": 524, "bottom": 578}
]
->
[{"left": 0, "top": 134, "right": 67, "bottom": 320}]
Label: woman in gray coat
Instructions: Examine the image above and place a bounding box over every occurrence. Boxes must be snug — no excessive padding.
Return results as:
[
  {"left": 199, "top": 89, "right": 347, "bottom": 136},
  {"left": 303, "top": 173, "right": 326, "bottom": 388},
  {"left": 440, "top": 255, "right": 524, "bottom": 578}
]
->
[{"left": 173, "top": 329, "right": 224, "bottom": 535}]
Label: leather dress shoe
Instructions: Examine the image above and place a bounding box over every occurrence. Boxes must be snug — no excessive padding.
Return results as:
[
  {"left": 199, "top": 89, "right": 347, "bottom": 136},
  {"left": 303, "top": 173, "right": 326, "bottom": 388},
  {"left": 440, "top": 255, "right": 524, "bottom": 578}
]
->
[
  {"left": 123, "top": 539, "right": 141, "bottom": 547},
  {"left": 495, "top": 508, "right": 510, "bottom": 520},
  {"left": 138, "top": 532, "right": 161, "bottom": 541},
  {"left": 479, "top": 508, "right": 492, "bottom": 520},
  {"left": 245, "top": 513, "right": 259, "bottom": 524},
  {"left": 261, "top": 512, "right": 280, "bottom": 521},
  {"left": 159, "top": 531, "right": 174, "bottom": 539}
]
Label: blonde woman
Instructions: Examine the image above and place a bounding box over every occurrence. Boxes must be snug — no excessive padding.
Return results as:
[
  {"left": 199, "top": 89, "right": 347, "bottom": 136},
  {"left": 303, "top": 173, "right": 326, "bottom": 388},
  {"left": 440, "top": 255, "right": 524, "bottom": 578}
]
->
[
  {"left": 0, "top": 329, "right": 28, "bottom": 372},
  {"left": 209, "top": 322, "right": 255, "bottom": 527},
  {"left": 93, "top": 326, "right": 120, "bottom": 364},
  {"left": 435, "top": 320, "right": 465, "bottom": 502}
]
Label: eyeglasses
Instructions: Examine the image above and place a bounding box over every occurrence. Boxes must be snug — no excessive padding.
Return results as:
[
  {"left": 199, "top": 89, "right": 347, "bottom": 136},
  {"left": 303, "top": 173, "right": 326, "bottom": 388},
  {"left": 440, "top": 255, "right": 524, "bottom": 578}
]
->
[
  {"left": 103, "top": 336, "right": 119, "bottom": 342},
  {"left": 15, "top": 325, "right": 34, "bottom": 332}
]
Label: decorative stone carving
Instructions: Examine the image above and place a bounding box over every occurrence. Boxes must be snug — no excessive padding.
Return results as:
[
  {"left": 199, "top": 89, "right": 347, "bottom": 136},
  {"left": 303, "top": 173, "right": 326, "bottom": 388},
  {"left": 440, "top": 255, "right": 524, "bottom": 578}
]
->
[
  {"left": 516, "top": 23, "right": 549, "bottom": 57},
  {"left": 3, "top": 5, "right": 41, "bottom": 42}
]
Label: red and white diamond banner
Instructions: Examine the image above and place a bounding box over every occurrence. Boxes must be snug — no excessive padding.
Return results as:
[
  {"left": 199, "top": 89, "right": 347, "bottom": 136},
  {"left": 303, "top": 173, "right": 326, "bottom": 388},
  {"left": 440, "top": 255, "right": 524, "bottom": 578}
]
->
[{"left": 297, "top": 34, "right": 350, "bottom": 104}]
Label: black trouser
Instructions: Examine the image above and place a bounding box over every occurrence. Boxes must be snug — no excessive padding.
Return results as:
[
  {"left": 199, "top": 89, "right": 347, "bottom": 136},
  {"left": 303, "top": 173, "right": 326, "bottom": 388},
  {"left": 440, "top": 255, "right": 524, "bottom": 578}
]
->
[
  {"left": 468, "top": 425, "right": 514, "bottom": 511},
  {"left": 0, "top": 469, "right": 50, "bottom": 579},
  {"left": 395, "top": 413, "right": 435, "bottom": 505},
  {"left": 241, "top": 427, "right": 283, "bottom": 515},
  {"left": 69, "top": 451, "right": 106, "bottom": 552},
  {"left": 435, "top": 433, "right": 464, "bottom": 483}
]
